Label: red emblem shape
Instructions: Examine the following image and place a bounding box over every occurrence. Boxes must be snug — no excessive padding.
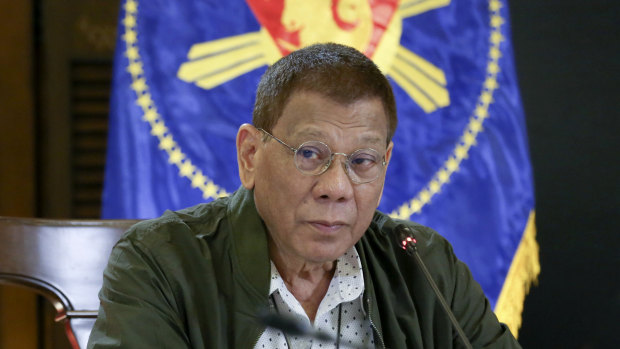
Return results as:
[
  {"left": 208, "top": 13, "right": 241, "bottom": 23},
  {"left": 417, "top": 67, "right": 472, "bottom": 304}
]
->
[{"left": 245, "top": 0, "right": 399, "bottom": 58}]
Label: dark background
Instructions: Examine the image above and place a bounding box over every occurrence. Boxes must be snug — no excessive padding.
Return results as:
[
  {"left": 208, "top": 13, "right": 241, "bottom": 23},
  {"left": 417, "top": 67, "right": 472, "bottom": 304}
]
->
[
  {"left": 0, "top": 0, "right": 618, "bottom": 347},
  {"left": 509, "top": 1, "right": 619, "bottom": 348}
]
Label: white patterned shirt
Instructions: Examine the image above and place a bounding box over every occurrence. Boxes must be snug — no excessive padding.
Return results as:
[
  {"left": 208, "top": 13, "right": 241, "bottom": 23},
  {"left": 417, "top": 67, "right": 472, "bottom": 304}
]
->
[{"left": 254, "top": 247, "right": 374, "bottom": 349}]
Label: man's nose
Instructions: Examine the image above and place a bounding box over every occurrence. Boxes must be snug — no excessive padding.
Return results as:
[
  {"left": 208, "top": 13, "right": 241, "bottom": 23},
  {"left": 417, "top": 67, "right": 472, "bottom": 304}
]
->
[{"left": 313, "top": 155, "right": 354, "bottom": 202}]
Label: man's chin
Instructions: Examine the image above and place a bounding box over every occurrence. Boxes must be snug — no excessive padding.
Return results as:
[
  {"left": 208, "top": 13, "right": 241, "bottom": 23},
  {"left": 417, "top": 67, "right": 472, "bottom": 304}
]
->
[{"left": 301, "top": 243, "right": 350, "bottom": 264}]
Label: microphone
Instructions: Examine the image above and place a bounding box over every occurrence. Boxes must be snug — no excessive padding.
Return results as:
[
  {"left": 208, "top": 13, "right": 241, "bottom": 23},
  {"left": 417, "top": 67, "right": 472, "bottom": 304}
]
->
[
  {"left": 256, "top": 309, "right": 372, "bottom": 349},
  {"left": 256, "top": 309, "right": 334, "bottom": 342},
  {"left": 395, "top": 224, "right": 473, "bottom": 349}
]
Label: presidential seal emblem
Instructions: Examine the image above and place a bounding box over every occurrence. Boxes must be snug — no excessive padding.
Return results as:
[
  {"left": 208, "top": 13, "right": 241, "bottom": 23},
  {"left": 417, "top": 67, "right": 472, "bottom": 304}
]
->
[{"left": 178, "top": 0, "right": 450, "bottom": 113}]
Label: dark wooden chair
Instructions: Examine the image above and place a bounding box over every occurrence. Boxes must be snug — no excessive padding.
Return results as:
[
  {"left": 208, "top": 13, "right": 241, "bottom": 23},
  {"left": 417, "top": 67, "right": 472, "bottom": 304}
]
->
[{"left": 0, "top": 217, "right": 138, "bottom": 349}]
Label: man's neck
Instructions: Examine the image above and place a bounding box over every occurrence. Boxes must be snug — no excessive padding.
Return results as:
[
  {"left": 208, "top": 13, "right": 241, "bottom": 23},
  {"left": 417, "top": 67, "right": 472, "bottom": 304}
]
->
[{"left": 269, "top": 245, "right": 336, "bottom": 322}]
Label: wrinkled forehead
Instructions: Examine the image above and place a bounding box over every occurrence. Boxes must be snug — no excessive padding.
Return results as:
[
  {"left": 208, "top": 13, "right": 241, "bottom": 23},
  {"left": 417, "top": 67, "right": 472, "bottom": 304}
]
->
[
  {"left": 282, "top": 88, "right": 390, "bottom": 122},
  {"left": 276, "top": 90, "right": 390, "bottom": 145}
]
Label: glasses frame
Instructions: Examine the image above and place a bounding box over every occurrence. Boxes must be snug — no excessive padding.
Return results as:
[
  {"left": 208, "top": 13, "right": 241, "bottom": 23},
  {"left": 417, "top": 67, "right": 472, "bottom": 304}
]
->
[{"left": 257, "top": 128, "right": 387, "bottom": 184}]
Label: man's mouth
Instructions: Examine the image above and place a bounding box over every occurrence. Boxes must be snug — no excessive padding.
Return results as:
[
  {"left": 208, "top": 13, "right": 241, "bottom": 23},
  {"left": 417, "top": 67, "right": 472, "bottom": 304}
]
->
[{"left": 308, "top": 220, "right": 346, "bottom": 234}]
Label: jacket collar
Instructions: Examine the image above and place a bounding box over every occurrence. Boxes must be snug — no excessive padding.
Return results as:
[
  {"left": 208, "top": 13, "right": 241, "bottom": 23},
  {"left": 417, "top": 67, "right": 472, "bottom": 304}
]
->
[
  {"left": 357, "top": 237, "right": 384, "bottom": 348},
  {"left": 227, "top": 187, "right": 271, "bottom": 298}
]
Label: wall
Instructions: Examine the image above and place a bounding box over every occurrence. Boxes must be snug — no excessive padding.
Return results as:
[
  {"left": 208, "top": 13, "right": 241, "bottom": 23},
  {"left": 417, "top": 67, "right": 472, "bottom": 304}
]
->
[
  {"left": 0, "top": 1, "right": 39, "bottom": 348},
  {"left": 510, "top": 0, "right": 619, "bottom": 347}
]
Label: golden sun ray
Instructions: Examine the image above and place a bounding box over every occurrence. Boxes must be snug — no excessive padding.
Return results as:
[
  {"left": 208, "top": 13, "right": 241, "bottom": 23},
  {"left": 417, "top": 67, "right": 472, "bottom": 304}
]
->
[
  {"left": 399, "top": 0, "right": 451, "bottom": 18},
  {"left": 387, "top": 45, "right": 450, "bottom": 113},
  {"left": 177, "top": 29, "right": 280, "bottom": 89}
]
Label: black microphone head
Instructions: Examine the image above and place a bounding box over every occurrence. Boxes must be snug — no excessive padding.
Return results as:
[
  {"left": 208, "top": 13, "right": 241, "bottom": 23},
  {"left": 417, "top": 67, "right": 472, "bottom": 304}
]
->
[
  {"left": 256, "top": 308, "right": 310, "bottom": 336},
  {"left": 256, "top": 308, "right": 343, "bottom": 345},
  {"left": 395, "top": 224, "right": 417, "bottom": 255},
  {"left": 395, "top": 224, "right": 410, "bottom": 240}
]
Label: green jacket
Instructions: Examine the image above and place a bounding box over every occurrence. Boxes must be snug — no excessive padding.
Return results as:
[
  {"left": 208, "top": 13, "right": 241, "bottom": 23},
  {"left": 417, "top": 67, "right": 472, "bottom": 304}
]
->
[{"left": 88, "top": 187, "right": 520, "bottom": 348}]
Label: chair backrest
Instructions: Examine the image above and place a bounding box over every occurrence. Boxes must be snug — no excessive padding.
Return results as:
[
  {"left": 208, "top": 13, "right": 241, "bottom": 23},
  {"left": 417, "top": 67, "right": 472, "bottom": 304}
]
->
[{"left": 0, "top": 216, "right": 139, "bottom": 349}]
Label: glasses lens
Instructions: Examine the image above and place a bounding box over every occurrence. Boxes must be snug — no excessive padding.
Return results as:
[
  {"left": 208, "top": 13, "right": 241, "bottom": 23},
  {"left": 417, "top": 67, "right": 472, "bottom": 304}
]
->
[
  {"left": 348, "top": 149, "right": 382, "bottom": 183},
  {"left": 295, "top": 141, "right": 331, "bottom": 174}
]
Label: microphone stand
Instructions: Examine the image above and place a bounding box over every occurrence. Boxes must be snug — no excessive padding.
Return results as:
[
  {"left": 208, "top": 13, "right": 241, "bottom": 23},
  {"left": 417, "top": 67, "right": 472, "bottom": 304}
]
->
[{"left": 397, "top": 224, "right": 473, "bottom": 349}]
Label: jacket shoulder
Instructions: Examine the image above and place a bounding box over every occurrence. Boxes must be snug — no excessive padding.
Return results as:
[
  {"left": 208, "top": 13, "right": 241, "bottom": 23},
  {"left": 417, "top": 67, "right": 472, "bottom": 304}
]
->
[{"left": 121, "top": 196, "right": 230, "bottom": 249}]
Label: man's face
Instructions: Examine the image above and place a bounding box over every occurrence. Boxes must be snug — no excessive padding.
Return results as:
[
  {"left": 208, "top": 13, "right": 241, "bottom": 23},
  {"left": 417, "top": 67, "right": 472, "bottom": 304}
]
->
[{"left": 246, "top": 91, "right": 393, "bottom": 265}]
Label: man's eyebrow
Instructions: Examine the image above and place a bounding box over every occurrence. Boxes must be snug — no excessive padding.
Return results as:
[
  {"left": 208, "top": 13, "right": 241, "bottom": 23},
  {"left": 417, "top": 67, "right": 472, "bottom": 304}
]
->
[
  {"left": 359, "top": 134, "right": 384, "bottom": 147},
  {"left": 293, "top": 129, "right": 385, "bottom": 148},
  {"left": 293, "top": 129, "right": 327, "bottom": 140}
]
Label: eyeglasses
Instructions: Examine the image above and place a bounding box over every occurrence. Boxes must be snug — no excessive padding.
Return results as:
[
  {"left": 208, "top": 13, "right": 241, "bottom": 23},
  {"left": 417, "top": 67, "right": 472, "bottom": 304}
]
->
[{"left": 258, "top": 128, "right": 387, "bottom": 184}]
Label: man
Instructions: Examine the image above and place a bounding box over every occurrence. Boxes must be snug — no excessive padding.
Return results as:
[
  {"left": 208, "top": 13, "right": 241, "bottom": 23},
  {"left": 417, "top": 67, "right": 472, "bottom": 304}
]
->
[{"left": 88, "top": 43, "right": 520, "bottom": 348}]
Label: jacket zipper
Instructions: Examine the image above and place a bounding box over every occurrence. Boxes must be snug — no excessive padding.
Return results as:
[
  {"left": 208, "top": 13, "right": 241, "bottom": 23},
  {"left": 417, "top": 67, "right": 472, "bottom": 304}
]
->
[{"left": 366, "top": 296, "right": 385, "bottom": 349}]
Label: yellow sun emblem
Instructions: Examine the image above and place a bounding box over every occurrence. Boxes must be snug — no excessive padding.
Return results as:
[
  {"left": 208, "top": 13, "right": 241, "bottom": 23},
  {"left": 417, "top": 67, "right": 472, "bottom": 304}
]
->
[{"left": 177, "top": 0, "right": 451, "bottom": 113}]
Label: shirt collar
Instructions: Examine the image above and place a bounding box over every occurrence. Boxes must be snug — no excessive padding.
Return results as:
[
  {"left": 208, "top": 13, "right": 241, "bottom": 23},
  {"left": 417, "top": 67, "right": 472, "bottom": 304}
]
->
[{"left": 268, "top": 245, "right": 365, "bottom": 302}]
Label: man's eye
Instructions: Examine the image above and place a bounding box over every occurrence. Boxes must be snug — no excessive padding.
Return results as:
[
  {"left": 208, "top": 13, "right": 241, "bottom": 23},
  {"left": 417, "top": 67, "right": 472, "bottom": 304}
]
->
[
  {"left": 351, "top": 153, "right": 378, "bottom": 167},
  {"left": 299, "top": 147, "right": 321, "bottom": 159}
]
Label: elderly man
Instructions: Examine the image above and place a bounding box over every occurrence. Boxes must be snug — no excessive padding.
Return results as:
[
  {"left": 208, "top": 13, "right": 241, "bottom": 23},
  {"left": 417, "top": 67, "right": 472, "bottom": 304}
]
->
[{"left": 88, "top": 43, "right": 520, "bottom": 348}]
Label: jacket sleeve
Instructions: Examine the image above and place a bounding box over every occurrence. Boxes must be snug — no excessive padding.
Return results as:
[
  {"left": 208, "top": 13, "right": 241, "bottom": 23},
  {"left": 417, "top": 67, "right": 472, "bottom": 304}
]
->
[
  {"left": 87, "top": 235, "right": 190, "bottom": 348},
  {"left": 446, "top": 242, "right": 522, "bottom": 348}
]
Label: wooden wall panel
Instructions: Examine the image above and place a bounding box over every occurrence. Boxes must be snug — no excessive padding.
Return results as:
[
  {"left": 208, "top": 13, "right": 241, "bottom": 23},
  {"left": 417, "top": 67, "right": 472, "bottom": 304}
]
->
[
  {"left": 0, "top": 1, "right": 38, "bottom": 348},
  {"left": 0, "top": 287, "right": 38, "bottom": 349},
  {"left": 0, "top": 0, "right": 35, "bottom": 216},
  {"left": 38, "top": 0, "right": 118, "bottom": 219},
  {"left": 70, "top": 61, "right": 113, "bottom": 218}
]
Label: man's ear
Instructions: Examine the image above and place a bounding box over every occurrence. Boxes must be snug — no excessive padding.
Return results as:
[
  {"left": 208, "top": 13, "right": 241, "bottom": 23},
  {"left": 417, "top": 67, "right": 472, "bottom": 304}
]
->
[
  {"left": 384, "top": 140, "right": 394, "bottom": 167},
  {"left": 236, "top": 124, "right": 261, "bottom": 189},
  {"left": 376, "top": 140, "right": 394, "bottom": 207}
]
